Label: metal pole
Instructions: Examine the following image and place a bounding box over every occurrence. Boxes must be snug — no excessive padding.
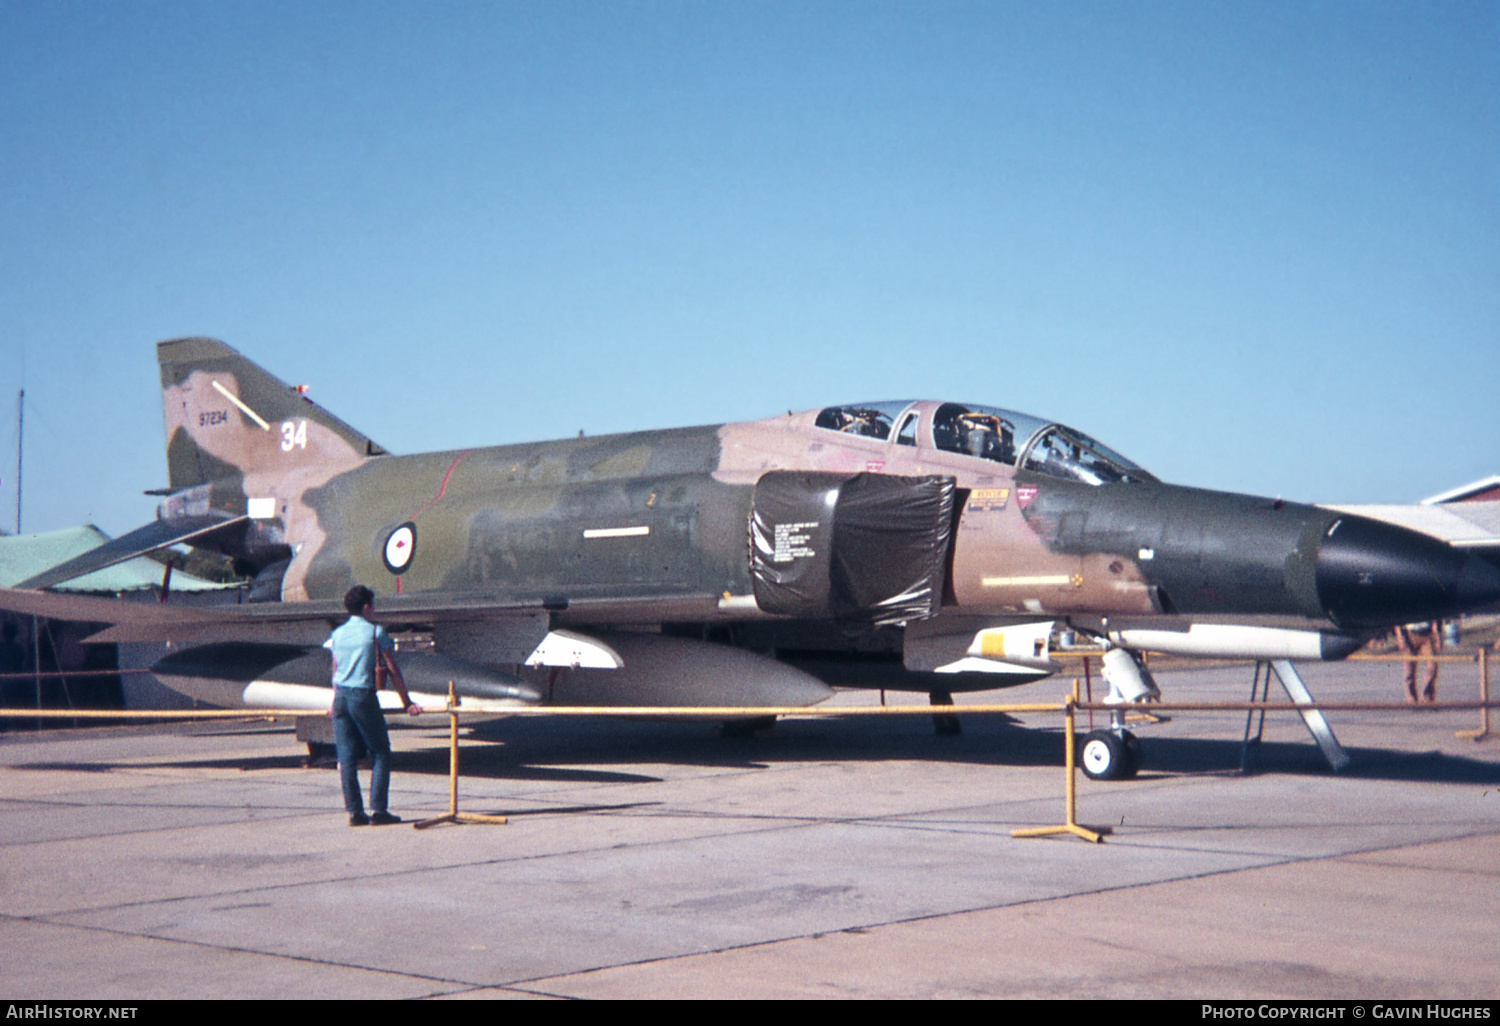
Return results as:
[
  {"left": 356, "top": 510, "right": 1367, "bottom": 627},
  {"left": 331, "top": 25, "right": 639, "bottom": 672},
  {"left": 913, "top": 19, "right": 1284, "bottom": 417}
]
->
[
  {"left": 447, "top": 682, "right": 459, "bottom": 815},
  {"left": 31, "top": 615, "right": 40, "bottom": 731},
  {"left": 15, "top": 388, "right": 22, "bottom": 534},
  {"left": 1011, "top": 679, "right": 1104, "bottom": 843},
  {"left": 415, "top": 680, "right": 507, "bottom": 830},
  {"left": 1458, "top": 647, "right": 1492, "bottom": 742},
  {"left": 1083, "top": 655, "right": 1093, "bottom": 731},
  {"left": 1064, "top": 679, "right": 1078, "bottom": 826}
]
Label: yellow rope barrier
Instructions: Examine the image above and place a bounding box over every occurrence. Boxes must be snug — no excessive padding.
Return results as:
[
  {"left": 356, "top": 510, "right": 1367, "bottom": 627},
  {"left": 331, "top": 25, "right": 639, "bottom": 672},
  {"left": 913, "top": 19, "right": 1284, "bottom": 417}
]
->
[
  {"left": 9, "top": 698, "right": 1500, "bottom": 720},
  {"left": 7, "top": 657, "right": 1500, "bottom": 844}
]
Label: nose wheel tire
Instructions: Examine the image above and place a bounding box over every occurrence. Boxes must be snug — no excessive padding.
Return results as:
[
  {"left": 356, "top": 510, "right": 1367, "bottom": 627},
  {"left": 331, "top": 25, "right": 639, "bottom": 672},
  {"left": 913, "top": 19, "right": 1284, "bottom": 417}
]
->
[{"left": 1079, "top": 729, "right": 1141, "bottom": 781}]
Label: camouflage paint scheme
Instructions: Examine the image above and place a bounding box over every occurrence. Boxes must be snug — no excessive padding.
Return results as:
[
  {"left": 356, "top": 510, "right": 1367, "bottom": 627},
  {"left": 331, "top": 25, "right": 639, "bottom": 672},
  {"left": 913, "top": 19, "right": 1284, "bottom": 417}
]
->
[{"left": 156, "top": 338, "right": 1499, "bottom": 655}]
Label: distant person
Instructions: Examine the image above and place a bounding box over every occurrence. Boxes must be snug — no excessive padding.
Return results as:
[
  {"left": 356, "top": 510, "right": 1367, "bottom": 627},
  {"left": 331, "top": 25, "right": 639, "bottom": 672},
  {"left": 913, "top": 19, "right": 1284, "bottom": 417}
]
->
[
  {"left": 1396, "top": 621, "right": 1441, "bottom": 705},
  {"left": 326, "top": 585, "right": 422, "bottom": 826}
]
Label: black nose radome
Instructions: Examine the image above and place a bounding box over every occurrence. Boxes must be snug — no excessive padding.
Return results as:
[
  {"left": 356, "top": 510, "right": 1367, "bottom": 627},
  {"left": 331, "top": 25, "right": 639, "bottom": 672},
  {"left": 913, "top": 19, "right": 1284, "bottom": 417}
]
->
[{"left": 1315, "top": 515, "right": 1500, "bottom": 629}]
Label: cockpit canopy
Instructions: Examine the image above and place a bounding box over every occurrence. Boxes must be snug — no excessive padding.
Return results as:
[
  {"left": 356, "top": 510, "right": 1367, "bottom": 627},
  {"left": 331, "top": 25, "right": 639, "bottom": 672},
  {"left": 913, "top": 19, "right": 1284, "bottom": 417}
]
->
[{"left": 814, "top": 400, "right": 1156, "bottom": 486}]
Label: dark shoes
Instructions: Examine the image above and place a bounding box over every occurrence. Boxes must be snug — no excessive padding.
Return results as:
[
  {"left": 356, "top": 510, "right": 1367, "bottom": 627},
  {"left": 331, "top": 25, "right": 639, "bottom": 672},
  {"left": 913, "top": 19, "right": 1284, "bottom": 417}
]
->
[{"left": 348, "top": 811, "right": 401, "bottom": 826}]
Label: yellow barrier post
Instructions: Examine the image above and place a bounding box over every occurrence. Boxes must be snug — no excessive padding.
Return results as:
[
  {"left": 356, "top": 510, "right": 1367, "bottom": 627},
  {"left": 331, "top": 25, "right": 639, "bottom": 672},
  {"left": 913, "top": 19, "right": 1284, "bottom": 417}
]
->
[
  {"left": 1012, "top": 680, "right": 1104, "bottom": 844},
  {"left": 414, "top": 681, "right": 508, "bottom": 830},
  {"left": 1457, "top": 647, "right": 1492, "bottom": 743}
]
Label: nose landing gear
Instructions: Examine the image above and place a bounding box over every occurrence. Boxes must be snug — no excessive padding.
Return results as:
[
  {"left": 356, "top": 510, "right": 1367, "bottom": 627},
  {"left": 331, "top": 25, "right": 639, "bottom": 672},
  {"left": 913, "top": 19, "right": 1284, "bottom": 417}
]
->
[
  {"left": 1077, "top": 644, "right": 1156, "bottom": 780},
  {"left": 1078, "top": 726, "right": 1141, "bottom": 780}
]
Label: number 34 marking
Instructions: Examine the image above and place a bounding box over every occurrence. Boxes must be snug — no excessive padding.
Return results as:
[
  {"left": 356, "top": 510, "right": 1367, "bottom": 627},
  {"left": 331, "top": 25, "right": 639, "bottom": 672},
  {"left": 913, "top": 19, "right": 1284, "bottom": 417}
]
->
[{"left": 280, "top": 420, "right": 307, "bottom": 452}]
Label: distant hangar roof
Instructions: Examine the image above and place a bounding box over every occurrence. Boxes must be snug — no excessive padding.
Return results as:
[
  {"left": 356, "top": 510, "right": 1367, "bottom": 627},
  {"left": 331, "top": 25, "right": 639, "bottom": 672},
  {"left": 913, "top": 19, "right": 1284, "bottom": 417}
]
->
[
  {"left": 1326, "top": 501, "right": 1500, "bottom": 550},
  {"left": 1422, "top": 476, "right": 1500, "bottom": 505}
]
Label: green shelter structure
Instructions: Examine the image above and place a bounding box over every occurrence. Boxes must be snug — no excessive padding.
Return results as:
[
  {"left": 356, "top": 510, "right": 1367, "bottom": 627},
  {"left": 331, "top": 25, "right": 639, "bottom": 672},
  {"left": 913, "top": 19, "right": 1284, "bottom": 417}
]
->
[{"left": 0, "top": 525, "right": 237, "bottom": 725}]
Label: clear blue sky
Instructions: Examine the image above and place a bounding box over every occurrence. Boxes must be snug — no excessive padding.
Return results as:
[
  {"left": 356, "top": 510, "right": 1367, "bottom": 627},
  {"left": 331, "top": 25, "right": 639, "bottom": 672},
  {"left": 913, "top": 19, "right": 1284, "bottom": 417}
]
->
[{"left": 2, "top": 1, "right": 1496, "bottom": 536}]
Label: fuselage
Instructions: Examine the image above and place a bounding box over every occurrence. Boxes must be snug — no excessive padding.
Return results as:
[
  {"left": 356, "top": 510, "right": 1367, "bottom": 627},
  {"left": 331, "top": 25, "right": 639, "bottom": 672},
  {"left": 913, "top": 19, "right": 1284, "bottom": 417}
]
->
[{"left": 251, "top": 398, "right": 1494, "bottom": 637}]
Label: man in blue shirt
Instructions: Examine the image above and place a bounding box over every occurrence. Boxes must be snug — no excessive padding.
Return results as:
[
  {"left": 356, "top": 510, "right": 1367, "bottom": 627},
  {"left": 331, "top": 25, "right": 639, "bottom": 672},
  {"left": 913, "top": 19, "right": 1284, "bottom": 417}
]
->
[{"left": 326, "top": 584, "right": 422, "bottom": 826}]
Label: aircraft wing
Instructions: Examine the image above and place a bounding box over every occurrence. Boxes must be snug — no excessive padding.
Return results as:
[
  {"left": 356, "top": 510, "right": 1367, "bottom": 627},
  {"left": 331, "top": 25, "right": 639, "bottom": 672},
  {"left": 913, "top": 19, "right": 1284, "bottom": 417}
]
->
[
  {"left": 0, "top": 585, "right": 573, "bottom": 645},
  {"left": 14, "top": 514, "right": 249, "bottom": 590}
]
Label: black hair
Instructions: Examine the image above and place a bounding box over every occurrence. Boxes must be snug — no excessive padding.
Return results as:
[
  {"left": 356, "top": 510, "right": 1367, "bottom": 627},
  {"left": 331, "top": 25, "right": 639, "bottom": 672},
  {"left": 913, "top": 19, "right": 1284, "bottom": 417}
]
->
[{"left": 344, "top": 584, "right": 375, "bottom": 616}]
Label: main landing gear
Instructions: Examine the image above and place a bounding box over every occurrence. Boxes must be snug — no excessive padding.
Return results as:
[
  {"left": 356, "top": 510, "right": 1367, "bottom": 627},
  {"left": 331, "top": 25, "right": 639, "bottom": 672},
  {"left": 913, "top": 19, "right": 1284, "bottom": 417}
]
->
[{"left": 929, "top": 689, "right": 962, "bottom": 736}]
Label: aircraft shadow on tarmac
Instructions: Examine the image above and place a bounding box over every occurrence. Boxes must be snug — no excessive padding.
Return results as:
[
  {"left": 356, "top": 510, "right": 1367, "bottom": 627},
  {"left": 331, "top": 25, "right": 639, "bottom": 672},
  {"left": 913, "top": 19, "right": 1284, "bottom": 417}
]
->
[
  {"left": 1184, "top": 738, "right": 1500, "bottom": 784},
  {"left": 12, "top": 714, "right": 1498, "bottom": 787},
  {"left": 430, "top": 712, "right": 1500, "bottom": 787}
]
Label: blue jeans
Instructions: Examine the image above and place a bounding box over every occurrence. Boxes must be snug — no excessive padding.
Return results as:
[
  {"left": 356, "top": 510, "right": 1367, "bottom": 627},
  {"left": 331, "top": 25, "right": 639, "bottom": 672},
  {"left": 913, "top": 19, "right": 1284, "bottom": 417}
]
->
[{"left": 332, "top": 686, "right": 392, "bottom": 815}]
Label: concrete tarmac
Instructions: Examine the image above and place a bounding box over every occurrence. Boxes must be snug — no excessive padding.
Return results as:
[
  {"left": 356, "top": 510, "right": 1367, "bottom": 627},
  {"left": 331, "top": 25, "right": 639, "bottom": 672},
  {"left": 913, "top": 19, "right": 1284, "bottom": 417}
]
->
[{"left": 3, "top": 658, "right": 1499, "bottom": 1000}]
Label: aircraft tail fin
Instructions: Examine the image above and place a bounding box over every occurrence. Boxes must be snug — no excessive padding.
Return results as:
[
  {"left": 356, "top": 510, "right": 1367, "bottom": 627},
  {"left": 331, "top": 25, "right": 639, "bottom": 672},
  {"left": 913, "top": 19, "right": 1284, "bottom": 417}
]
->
[{"left": 157, "top": 337, "right": 389, "bottom": 491}]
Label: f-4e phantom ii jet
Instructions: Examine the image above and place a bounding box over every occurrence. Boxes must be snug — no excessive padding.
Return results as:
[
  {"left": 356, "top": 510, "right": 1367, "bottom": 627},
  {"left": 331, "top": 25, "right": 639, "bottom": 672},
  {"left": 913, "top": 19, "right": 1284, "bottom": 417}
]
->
[{"left": 7, "top": 338, "right": 1500, "bottom": 778}]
